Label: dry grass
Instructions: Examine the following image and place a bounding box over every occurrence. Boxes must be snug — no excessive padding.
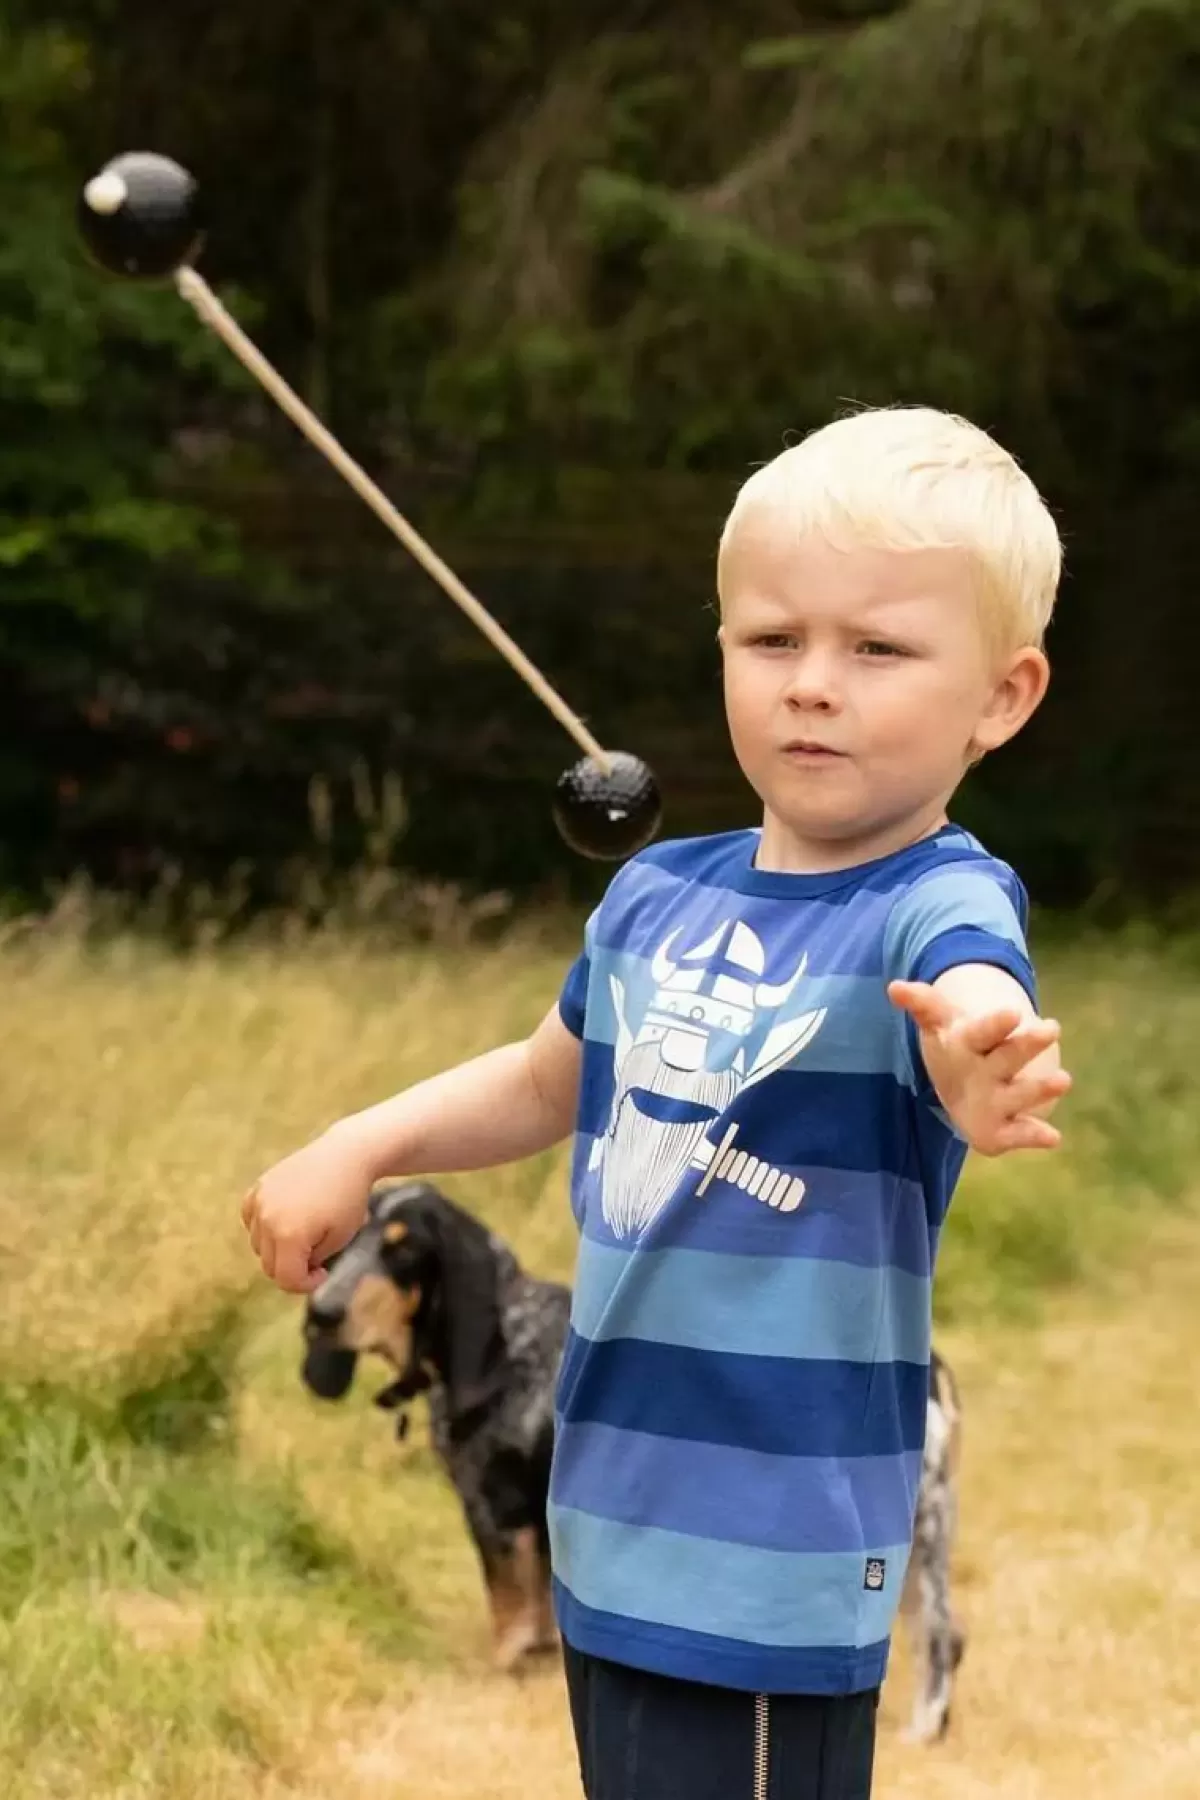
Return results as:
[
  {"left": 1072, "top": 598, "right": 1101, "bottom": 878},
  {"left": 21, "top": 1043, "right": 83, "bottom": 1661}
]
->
[{"left": 1, "top": 919, "right": 1198, "bottom": 1798}]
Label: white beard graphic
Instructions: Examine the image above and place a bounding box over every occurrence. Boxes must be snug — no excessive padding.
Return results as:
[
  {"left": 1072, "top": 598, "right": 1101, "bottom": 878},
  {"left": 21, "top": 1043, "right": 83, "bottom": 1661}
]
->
[
  {"left": 589, "top": 921, "right": 827, "bottom": 1241},
  {"left": 596, "top": 1036, "right": 741, "bottom": 1238}
]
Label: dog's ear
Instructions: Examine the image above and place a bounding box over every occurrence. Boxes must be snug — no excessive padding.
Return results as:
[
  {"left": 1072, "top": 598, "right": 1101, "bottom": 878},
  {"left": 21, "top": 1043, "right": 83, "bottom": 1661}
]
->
[{"left": 420, "top": 1192, "right": 508, "bottom": 1421}]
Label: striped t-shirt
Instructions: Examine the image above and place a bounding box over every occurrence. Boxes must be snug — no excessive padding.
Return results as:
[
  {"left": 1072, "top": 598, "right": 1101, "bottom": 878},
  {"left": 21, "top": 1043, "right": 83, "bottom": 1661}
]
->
[{"left": 551, "top": 823, "right": 1034, "bottom": 1695}]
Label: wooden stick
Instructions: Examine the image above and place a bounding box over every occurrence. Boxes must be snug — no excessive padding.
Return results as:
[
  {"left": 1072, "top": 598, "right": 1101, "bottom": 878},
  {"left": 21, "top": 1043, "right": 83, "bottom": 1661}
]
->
[{"left": 175, "top": 265, "right": 611, "bottom": 772}]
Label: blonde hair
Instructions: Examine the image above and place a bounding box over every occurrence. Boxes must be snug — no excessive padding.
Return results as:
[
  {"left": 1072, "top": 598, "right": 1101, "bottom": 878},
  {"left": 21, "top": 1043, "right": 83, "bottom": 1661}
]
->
[{"left": 717, "top": 406, "right": 1062, "bottom": 652}]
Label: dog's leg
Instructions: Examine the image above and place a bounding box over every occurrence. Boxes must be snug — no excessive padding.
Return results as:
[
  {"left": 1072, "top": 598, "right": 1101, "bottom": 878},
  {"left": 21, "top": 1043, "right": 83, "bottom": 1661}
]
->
[
  {"left": 485, "top": 1526, "right": 545, "bottom": 1673},
  {"left": 534, "top": 1547, "right": 559, "bottom": 1654}
]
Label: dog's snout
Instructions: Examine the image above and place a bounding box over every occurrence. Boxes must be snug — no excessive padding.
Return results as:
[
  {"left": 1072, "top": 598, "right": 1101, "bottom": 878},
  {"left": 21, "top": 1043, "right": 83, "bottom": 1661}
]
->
[{"left": 307, "top": 1290, "right": 345, "bottom": 1330}]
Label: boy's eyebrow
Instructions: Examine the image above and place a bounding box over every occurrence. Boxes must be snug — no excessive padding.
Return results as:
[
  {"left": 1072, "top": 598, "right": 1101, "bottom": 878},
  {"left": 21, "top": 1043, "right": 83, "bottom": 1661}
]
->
[{"left": 726, "top": 589, "right": 942, "bottom": 623}]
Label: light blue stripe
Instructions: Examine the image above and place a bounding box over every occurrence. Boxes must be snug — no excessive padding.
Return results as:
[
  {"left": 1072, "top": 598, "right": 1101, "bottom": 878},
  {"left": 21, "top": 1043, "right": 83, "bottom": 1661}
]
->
[
  {"left": 584, "top": 952, "right": 909, "bottom": 1080},
  {"left": 884, "top": 869, "right": 1025, "bottom": 981},
  {"left": 549, "top": 1505, "right": 909, "bottom": 1649},
  {"left": 553, "top": 1578, "right": 891, "bottom": 1693},
  {"left": 570, "top": 1237, "right": 929, "bottom": 1364}
]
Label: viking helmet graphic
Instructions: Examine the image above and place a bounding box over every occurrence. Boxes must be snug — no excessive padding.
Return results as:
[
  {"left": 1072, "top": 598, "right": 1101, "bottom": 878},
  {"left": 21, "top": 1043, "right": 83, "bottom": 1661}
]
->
[{"left": 642, "top": 919, "right": 810, "bottom": 1072}]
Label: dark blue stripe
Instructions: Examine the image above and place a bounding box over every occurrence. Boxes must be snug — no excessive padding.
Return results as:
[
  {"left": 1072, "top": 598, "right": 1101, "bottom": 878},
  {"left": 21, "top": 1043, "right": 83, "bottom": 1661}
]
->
[
  {"left": 576, "top": 1067, "right": 921, "bottom": 1176},
  {"left": 595, "top": 827, "right": 1000, "bottom": 975},
  {"left": 572, "top": 1161, "right": 936, "bottom": 1277},
  {"left": 552, "top": 1420, "right": 922, "bottom": 1553},
  {"left": 598, "top": 859, "right": 897, "bottom": 978},
  {"left": 553, "top": 1579, "right": 890, "bottom": 1696},
  {"left": 558, "top": 954, "right": 588, "bottom": 1038},
  {"left": 556, "top": 1330, "right": 928, "bottom": 1457},
  {"left": 912, "top": 928, "right": 1036, "bottom": 1003}
]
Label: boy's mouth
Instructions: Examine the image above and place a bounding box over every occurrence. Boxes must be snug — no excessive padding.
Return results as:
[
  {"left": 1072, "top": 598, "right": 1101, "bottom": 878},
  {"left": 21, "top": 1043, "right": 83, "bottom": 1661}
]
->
[{"left": 782, "top": 740, "right": 845, "bottom": 761}]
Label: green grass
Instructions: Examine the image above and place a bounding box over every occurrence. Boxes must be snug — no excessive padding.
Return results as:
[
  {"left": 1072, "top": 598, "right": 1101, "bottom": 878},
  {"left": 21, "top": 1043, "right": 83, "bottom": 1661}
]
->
[
  {"left": 0, "top": 910, "right": 1197, "bottom": 1796},
  {"left": 934, "top": 924, "right": 1200, "bottom": 1319}
]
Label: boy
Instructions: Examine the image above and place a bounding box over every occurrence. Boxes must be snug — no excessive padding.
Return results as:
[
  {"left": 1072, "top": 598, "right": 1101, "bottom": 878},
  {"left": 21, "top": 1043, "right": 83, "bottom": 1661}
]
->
[{"left": 243, "top": 406, "right": 1071, "bottom": 1799}]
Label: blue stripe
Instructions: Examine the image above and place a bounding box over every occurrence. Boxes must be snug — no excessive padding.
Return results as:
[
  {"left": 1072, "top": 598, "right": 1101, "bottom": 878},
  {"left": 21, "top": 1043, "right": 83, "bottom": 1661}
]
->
[
  {"left": 596, "top": 828, "right": 1000, "bottom": 973},
  {"left": 577, "top": 1068, "right": 920, "bottom": 1173},
  {"left": 549, "top": 1508, "right": 909, "bottom": 1650},
  {"left": 911, "top": 929, "right": 1036, "bottom": 1002},
  {"left": 553, "top": 1579, "right": 891, "bottom": 1695},
  {"left": 556, "top": 1330, "right": 928, "bottom": 1457},
  {"left": 573, "top": 1163, "right": 936, "bottom": 1277},
  {"left": 596, "top": 860, "right": 897, "bottom": 977},
  {"left": 552, "top": 1420, "right": 922, "bottom": 1554},
  {"left": 883, "top": 867, "right": 1026, "bottom": 980},
  {"left": 569, "top": 1239, "right": 931, "bottom": 1365},
  {"left": 581, "top": 958, "right": 908, "bottom": 1079}
]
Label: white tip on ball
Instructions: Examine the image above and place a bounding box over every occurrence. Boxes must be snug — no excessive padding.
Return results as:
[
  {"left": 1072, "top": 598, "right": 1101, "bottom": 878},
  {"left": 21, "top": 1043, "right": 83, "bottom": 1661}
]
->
[{"left": 83, "top": 171, "right": 128, "bottom": 215}]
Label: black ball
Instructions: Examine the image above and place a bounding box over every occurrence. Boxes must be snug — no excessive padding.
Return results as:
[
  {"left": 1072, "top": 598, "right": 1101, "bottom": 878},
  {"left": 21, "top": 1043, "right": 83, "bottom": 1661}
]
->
[
  {"left": 77, "top": 152, "right": 204, "bottom": 279},
  {"left": 553, "top": 752, "right": 662, "bottom": 861}
]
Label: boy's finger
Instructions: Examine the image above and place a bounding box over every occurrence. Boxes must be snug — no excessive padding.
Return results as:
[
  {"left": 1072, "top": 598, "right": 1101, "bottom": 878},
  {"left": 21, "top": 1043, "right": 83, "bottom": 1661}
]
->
[
  {"left": 988, "top": 1018, "right": 1061, "bottom": 1077},
  {"left": 977, "top": 1115, "right": 1062, "bottom": 1154},
  {"left": 999, "top": 1115, "right": 1063, "bottom": 1152},
  {"left": 1004, "top": 1067, "right": 1073, "bottom": 1116},
  {"left": 959, "top": 1007, "right": 1024, "bottom": 1056},
  {"left": 240, "top": 1182, "right": 260, "bottom": 1229},
  {"left": 886, "top": 980, "right": 957, "bottom": 1032},
  {"left": 312, "top": 1226, "right": 351, "bottom": 1268},
  {"left": 259, "top": 1228, "right": 277, "bottom": 1281},
  {"left": 274, "top": 1240, "right": 323, "bottom": 1294}
]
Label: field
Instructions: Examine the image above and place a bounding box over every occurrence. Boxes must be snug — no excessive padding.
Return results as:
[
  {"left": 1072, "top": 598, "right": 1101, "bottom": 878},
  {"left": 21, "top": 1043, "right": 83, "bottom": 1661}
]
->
[{"left": 1, "top": 911, "right": 1198, "bottom": 1799}]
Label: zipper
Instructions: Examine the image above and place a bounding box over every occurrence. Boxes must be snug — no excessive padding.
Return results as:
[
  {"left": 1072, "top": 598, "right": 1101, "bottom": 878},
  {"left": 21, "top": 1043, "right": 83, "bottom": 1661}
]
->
[{"left": 754, "top": 1693, "right": 770, "bottom": 1800}]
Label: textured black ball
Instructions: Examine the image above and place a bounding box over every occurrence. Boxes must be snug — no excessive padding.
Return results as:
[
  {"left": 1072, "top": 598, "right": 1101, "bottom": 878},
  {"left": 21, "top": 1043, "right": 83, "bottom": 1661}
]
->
[
  {"left": 77, "top": 152, "right": 204, "bottom": 279},
  {"left": 553, "top": 752, "right": 662, "bottom": 861}
]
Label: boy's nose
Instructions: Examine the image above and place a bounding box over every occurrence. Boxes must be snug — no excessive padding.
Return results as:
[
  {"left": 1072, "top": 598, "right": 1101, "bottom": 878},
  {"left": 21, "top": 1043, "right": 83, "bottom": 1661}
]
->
[{"left": 783, "top": 652, "right": 841, "bottom": 710}]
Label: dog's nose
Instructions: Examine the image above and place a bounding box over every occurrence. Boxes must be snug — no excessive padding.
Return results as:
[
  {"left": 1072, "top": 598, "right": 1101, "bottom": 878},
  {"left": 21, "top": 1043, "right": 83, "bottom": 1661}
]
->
[{"left": 307, "top": 1290, "right": 345, "bottom": 1329}]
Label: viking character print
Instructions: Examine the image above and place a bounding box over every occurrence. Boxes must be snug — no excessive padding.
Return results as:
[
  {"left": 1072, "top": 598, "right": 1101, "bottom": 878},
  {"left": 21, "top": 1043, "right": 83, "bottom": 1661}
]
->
[{"left": 590, "top": 920, "right": 826, "bottom": 1238}]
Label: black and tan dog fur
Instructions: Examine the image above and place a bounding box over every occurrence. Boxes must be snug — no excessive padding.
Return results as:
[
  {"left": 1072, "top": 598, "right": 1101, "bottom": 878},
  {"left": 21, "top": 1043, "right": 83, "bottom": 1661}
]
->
[
  {"left": 301, "top": 1180, "right": 571, "bottom": 1672},
  {"left": 301, "top": 1180, "right": 967, "bottom": 1735}
]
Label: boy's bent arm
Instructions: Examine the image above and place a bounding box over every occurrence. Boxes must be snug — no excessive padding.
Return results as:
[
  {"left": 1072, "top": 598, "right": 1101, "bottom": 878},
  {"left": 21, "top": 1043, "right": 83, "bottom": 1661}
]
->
[
  {"left": 244, "top": 1004, "right": 581, "bottom": 1292},
  {"left": 329, "top": 1002, "right": 582, "bottom": 1179}
]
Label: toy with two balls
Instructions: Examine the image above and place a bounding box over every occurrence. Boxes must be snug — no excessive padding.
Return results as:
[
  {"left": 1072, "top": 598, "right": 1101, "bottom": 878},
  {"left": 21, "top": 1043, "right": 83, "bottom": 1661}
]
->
[{"left": 76, "top": 151, "right": 662, "bottom": 862}]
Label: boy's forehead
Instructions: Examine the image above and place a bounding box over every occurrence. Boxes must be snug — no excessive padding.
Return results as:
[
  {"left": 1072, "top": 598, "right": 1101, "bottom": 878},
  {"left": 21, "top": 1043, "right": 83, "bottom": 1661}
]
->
[{"left": 719, "top": 517, "right": 975, "bottom": 615}]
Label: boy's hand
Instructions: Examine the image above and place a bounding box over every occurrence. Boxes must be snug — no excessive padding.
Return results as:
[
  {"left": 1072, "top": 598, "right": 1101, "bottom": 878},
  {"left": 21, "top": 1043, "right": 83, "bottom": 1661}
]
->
[
  {"left": 887, "top": 968, "right": 1071, "bottom": 1156},
  {"left": 241, "top": 1126, "right": 376, "bottom": 1294}
]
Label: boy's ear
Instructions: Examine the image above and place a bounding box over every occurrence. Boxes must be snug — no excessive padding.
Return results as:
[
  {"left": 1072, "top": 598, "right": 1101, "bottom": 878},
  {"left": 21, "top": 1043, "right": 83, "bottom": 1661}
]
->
[{"left": 970, "top": 647, "right": 1050, "bottom": 759}]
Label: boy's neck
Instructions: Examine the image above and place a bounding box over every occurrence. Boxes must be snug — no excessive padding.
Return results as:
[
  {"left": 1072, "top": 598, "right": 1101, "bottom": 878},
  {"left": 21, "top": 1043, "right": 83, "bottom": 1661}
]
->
[{"left": 754, "top": 804, "right": 950, "bottom": 876}]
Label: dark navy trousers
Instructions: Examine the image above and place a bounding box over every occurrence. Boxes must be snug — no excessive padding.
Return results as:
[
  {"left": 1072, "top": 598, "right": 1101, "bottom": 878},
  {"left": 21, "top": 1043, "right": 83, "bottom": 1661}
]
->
[{"left": 564, "top": 1644, "right": 879, "bottom": 1800}]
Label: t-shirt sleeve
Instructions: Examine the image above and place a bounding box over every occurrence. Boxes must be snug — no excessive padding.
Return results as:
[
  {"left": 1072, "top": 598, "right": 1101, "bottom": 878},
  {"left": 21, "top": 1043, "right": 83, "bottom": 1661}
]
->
[
  {"left": 558, "top": 905, "right": 600, "bottom": 1040},
  {"left": 883, "top": 860, "right": 1037, "bottom": 1004}
]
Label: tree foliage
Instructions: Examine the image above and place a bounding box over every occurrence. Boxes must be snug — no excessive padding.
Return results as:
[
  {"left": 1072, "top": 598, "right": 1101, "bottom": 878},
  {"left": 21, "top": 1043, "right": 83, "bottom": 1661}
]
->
[{"left": 3, "top": 0, "right": 1199, "bottom": 907}]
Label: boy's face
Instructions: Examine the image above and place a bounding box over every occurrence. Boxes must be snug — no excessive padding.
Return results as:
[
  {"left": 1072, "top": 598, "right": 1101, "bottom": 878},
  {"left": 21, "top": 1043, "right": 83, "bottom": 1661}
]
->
[{"left": 718, "top": 513, "right": 1048, "bottom": 871}]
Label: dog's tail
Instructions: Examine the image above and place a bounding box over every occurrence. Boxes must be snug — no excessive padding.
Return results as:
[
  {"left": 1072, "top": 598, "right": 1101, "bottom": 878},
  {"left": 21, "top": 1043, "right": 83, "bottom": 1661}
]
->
[{"left": 929, "top": 1349, "right": 963, "bottom": 1475}]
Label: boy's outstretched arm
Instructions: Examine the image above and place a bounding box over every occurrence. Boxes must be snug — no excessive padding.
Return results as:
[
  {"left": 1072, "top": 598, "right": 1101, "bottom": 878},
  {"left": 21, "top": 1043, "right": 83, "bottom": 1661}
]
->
[
  {"left": 242, "top": 1003, "right": 582, "bottom": 1294},
  {"left": 888, "top": 963, "right": 1071, "bottom": 1156}
]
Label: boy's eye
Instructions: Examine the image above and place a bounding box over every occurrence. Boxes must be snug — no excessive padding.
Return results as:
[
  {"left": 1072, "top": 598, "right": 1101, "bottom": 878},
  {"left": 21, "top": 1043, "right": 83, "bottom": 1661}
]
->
[
  {"left": 857, "top": 639, "right": 905, "bottom": 658},
  {"left": 750, "top": 633, "right": 797, "bottom": 650}
]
